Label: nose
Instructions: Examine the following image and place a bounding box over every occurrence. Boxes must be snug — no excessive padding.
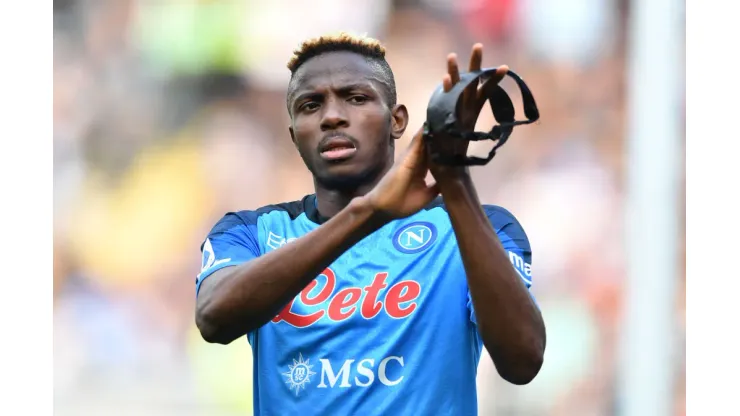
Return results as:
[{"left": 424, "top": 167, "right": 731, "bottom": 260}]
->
[{"left": 320, "top": 99, "right": 349, "bottom": 131}]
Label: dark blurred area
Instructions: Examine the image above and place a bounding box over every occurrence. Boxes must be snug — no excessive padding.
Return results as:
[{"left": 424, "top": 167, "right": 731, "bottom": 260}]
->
[{"left": 53, "top": 1, "right": 685, "bottom": 415}]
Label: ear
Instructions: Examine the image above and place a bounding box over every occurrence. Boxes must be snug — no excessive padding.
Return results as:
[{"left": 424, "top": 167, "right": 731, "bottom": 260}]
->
[{"left": 390, "top": 104, "right": 409, "bottom": 141}]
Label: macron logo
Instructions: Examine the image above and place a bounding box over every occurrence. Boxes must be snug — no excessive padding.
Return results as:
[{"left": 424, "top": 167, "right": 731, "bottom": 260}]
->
[
  {"left": 508, "top": 251, "right": 532, "bottom": 286},
  {"left": 266, "top": 231, "right": 297, "bottom": 250}
]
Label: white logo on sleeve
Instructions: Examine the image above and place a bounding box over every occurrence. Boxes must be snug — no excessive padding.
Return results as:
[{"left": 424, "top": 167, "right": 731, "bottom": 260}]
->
[
  {"left": 266, "top": 231, "right": 297, "bottom": 250},
  {"left": 199, "top": 238, "right": 231, "bottom": 278},
  {"left": 508, "top": 251, "right": 532, "bottom": 286}
]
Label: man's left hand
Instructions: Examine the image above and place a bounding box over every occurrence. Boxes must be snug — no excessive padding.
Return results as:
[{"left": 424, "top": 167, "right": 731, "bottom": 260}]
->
[{"left": 426, "top": 43, "right": 509, "bottom": 183}]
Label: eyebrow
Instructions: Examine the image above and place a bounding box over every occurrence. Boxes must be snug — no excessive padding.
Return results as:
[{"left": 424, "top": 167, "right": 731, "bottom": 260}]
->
[{"left": 292, "top": 82, "right": 376, "bottom": 104}]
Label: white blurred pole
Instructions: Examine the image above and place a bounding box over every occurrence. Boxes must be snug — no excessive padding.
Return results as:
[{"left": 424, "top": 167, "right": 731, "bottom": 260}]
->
[{"left": 618, "top": 0, "right": 683, "bottom": 415}]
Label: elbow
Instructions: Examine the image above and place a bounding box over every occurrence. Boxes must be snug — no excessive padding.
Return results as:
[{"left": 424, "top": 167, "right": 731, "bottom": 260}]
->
[
  {"left": 494, "top": 341, "right": 545, "bottom": 386},
  {"left": 195, "top": 305, "right": 239, "bottom": 345},
  {"left": 498, "top": 351, "right": 544, "bottom": 385}
]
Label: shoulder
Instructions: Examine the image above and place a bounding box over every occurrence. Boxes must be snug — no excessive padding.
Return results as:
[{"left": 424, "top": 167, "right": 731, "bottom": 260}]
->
[
  {"left": 482, "top": 204, "right": 531, "bottom": 248},
  {"left": 481, "top": 204, "right": 522, "bottom": 228},
  {"left": 212, "top": 195, "right": 313, "bottom": 229},
  {"left": 426, "top": 197, "right": 522, "bottom": 228},
  {"left": 428, "top": 197, "right": 529, "bottom": 243},
  {"left": 204, "top": 196, "right": 315, "bottom": 250}
]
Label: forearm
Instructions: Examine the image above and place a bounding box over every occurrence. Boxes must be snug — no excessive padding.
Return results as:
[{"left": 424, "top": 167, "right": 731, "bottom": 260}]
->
[
  {"left": 439, "top": 175, "right": 545, "bottom": 384},
  {"left": 196, "top": 197, "right": 388, "bottom": 343}
]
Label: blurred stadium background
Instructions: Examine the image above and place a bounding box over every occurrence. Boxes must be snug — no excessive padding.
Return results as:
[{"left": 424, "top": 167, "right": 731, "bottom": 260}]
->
[{"left": 53, "top": 0, "right": 686, "bottom": 415}]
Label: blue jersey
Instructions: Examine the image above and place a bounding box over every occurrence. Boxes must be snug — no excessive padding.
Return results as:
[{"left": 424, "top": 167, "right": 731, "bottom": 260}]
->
[{"left": 196, "top": 194, "right": 533, "bottom": 416}]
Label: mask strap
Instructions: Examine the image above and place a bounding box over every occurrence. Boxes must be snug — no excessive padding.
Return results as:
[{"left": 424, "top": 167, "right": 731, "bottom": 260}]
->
[{"left": 425, "top": 68, "right": 540, "bottom": 166}]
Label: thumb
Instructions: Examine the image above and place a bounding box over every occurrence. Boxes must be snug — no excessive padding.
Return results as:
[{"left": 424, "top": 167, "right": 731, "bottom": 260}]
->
[
  {"left": 426, "top": 181, "right": 441, "bottom": 198},
  {"left": 400, "top": 127, "right": 426, "bottom": 170},
  {"left": 477, "top": 65, "right": 510, "bottom": 104}
]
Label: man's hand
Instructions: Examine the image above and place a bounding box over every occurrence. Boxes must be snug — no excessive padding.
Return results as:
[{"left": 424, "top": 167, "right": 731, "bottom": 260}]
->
[
  {"left": 364, "top": 128, "right": 440, "bottom": 219},
  {"left": 427, "top": 43, "right": 509, "bottom": 183},
  {"left": 198, "top": 128, "right": 439, "bottom": 343},
  {"left": 420, "top": 46, "right": 545, "bottom": 384},
  {"left": 365, "top": 43, "right": 511, "bottom": 217}
]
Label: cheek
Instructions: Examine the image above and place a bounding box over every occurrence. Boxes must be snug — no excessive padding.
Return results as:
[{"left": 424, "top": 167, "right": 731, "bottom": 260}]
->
[
  {"left": 292, "top": 120, "right": 317, "bottom": 151},
  {"left": 295, "top": 141, "right": 315, "bottom": 162},
  {"left": 376, "top": 119, "right": 395, "bottom": 151},
  {"left": 360, "top": 111, "right": 393, "bottom": 145}
]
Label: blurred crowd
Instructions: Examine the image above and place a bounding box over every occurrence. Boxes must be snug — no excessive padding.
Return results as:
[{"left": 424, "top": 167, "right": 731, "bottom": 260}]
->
[{"left": 53, "top": 0, "right": 686, "bottom": 415}]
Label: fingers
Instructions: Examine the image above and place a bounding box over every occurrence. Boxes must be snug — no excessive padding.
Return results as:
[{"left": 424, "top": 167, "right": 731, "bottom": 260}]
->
[
  {"left": 476, "top": 65, "right": 510, "bottom": 104},
  {"left": 425, "top": 181, "right": 441, "bottom": 199},
  {"left": 468, "top": 43, "right": 483, "bottom": 72},
  {"left": 447, "top": 53, "right": 460, "bottom": 86},
  {"left": 408, "top": 126, "right": 424, "bottom": 151},
  {"left": 443, "top": 74, "right": 453, "bottom": 92},
  {"left": 399, "top": 126, "right": 426, "bottom": 168},
  {"left": 462, "top": 44, "right": 484, "bottom": 106},
  {"left": 485, "top": 64, "right": 509, "bottom": 84},
  {"left": 445, "top": 45, "right": 486, "bottom": 93},
  {"left": 445, "top": 44, "right": 511, "bottom": 120}
]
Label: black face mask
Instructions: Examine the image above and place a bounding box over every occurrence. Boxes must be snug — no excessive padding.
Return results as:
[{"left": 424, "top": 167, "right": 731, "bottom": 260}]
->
[{"left": 423, "top": 68, "right": 540, "bottom": 166}]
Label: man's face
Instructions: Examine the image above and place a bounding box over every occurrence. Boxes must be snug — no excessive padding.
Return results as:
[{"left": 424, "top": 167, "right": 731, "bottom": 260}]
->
[{"left": 288, "top": 52, "right": 407, "bottom": 190}]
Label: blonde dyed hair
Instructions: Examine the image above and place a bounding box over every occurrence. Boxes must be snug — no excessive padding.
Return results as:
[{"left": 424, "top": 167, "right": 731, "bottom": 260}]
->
[{"left": 287, "top": 32, "right": 387, "bottom": 73}]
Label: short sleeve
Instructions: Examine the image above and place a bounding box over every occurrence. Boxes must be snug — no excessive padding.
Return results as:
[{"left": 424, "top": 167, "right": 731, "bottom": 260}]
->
[
  {"left": 467, "top": 205, "right": 535, "bottom": 325},
  {"left": 196, "top": 212, "right": 261, "bottom": 296}
]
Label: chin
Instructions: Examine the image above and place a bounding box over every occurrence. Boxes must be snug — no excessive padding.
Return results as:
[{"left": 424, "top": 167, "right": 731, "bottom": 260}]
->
[{"left": 315, "top": 163, "right": 378, "bottom": 190}]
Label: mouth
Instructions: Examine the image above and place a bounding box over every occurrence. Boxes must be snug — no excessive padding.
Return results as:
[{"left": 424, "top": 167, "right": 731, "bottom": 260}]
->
[{"left": 318, "top": 134, "right": 358, "bottom": 161}]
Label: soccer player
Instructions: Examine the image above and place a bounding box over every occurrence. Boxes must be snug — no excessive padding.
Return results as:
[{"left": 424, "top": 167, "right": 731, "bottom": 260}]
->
[{"left": 194, "top": 33, "right": 546, "bottom": 415}]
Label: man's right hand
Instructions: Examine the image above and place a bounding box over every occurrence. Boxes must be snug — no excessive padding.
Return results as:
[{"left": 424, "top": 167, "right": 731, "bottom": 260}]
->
[
  {"left": 197, "top": 130, "right": 438, "bottom": 342},
  {"left": 364, "top": 129, "right": 440, "bottom": 219}
]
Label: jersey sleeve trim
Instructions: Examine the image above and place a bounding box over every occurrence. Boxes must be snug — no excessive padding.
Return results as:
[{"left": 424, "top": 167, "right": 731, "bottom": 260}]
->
[{"left": 196, "top": 211, "right": 261, "bottom": 296}]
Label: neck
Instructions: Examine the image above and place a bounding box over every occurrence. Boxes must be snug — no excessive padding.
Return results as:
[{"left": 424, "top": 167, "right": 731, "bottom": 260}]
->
[
  {"left": 313, "top": 184, "right": 374, "bottom": 219},
  {"left": 314, "top": 163, "right": 392, "bottom": 219}
]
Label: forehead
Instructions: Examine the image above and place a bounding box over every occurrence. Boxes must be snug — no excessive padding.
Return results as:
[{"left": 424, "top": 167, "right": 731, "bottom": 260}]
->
[{"left": 289, "top": 52, "right": 382, "bottom": 99}]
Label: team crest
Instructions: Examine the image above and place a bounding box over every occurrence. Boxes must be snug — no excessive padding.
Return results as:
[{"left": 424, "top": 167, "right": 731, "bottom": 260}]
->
[{"left": 392, "top": 222, "right": 437, "bottom": 254}]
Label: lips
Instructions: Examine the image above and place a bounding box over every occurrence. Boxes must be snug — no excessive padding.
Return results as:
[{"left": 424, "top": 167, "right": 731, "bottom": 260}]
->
[{"left": 318, "top": 134, "right": 358, "bottom": 161}]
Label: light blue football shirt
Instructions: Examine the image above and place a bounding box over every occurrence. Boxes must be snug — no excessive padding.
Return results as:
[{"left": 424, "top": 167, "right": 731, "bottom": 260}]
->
[{"left": 196, "top": 194, "right": 534, "bottom": 416}]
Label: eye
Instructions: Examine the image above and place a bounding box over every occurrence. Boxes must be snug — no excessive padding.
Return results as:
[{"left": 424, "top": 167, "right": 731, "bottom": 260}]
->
[
  {"left": 299, "top": 101, "right": 320, "bottom": 112},
  {"left": 348, "top": 95, "right": 369, "bottom": 104}
]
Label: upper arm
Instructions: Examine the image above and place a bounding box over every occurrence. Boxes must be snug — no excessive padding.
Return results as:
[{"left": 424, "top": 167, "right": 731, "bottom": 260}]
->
[
  {"left": 196, "top": 212, "right": 261, "bottom": 297},
  {"left": 485, "top": 205, "right": 533, "bottom": 289},
  {"left": 466, "top": 205, "right": 535, "bottom": 325}
]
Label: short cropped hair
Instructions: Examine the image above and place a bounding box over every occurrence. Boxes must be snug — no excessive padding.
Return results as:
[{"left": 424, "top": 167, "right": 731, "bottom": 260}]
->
[{"left": 286, "top": 32, "right": 397, "bottom": 109}]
